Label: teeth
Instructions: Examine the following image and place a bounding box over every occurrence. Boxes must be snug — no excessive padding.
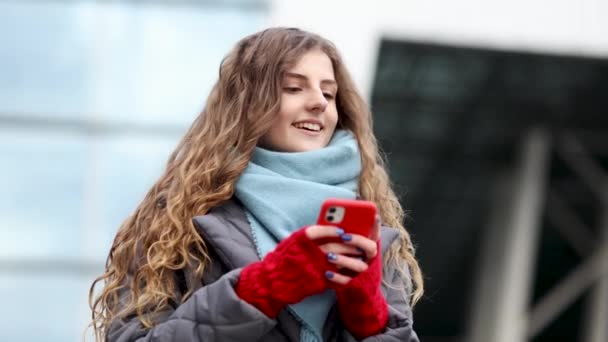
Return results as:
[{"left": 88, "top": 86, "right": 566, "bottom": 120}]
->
[{"left": 293, "top": 122, "right": 321, "bottom": 131}]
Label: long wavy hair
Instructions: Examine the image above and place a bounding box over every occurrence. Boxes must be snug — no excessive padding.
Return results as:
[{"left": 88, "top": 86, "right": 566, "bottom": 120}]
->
[{"left": 88, "top": 27, "right": 423, "bottom": 340}]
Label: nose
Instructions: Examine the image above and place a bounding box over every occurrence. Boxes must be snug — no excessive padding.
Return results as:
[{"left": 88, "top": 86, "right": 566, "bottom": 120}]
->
[{"left": 306, "top": 89, "right": 328, "bottom": 114}]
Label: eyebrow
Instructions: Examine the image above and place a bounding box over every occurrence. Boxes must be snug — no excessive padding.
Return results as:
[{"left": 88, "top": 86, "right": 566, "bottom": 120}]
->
[{"left": 284, "top": 72, "right": 337, "bottom": 87}]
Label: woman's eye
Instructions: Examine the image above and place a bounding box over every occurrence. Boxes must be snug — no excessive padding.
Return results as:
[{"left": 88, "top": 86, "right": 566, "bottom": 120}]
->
[
  {"left": 284, "top": 87, "right": 301, "bottom": 93},
  {"left": 323, "top": 93, "right": 335, "bottom": 100}
]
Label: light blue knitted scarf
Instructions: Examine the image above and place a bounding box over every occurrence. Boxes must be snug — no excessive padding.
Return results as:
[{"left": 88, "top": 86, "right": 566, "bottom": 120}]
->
[{"left": 234, "top": 130, "right": 361, "bottom": 342}]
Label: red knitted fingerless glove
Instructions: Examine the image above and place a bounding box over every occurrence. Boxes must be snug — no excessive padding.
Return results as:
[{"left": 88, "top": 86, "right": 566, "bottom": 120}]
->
[
  {"left": 336, "top": 241, "right": 389, "bottom": 339},
  {"left": 235, "top": 227, "right": 333, "bottom": 318}
]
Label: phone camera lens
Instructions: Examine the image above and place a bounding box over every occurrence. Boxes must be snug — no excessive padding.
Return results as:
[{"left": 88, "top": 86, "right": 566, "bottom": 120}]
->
[
  {"left": 329, "top": 207, "right": 336, "bottom": 213},
  {"left": 326, "top": 215, "right": 334, "bottom": 222}
]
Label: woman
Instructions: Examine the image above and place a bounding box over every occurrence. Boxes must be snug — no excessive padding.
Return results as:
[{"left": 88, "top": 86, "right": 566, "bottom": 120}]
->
[{"left": 89, "top": 27, "right": 423, "bottom": 342}]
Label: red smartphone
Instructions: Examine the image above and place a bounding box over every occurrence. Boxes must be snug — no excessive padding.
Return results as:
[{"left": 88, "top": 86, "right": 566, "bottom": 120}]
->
[{"left": 316, "top": 198, "right": 377, "bottom": 237}]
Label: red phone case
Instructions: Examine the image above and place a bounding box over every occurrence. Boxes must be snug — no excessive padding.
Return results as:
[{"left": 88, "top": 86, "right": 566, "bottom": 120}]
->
[{"left": 316, "top": 198, "right": 377, "bottom": 237}]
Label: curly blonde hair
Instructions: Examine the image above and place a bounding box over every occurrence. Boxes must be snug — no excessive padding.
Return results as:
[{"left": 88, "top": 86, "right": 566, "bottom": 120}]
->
[{"left": 88, "top": 27, "right": 423, "bottom": 341}]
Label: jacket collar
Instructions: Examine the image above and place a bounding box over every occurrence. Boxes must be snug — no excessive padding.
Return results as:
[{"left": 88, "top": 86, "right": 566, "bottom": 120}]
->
[{"left": 192, "top": 198, "right": 401, "bottom": 268}]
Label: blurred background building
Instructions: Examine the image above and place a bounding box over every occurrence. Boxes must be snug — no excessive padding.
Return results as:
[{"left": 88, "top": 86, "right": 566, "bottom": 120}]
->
[{"left": 1, "top": 0, "right": 606, "bottom": 341}]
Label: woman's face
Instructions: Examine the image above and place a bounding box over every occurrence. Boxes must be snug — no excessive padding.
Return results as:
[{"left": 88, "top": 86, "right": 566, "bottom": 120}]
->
[{"left": 258, "top": 49, "right": 339, "bottom": 152}]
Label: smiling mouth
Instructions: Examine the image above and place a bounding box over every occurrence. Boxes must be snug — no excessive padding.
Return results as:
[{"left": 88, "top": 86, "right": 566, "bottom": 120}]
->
[{"left": 292, "top": 122, "right": 322, "bottom": 132}]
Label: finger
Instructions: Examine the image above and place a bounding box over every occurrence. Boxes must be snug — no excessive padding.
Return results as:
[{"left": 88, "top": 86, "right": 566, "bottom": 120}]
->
[
  {"left": 305, "top": 225, "right": 344, "bottom": 240},
  {"left": 327, "top": 253, "right": 369, "bottom": 273},
  {"left": 318, "top": 243, "right": 364, "bottom": 255},
  {"left": 324, "top": 270, "right": 352, "bottom": 285},
  {"left": 339, "top": 233, "right": 378, "bottom": 259}
]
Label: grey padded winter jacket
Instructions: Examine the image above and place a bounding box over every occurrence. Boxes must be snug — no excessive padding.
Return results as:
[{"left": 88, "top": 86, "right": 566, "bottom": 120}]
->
[{"left": 107, "top": 199, "right": 419, "bottom": 342}]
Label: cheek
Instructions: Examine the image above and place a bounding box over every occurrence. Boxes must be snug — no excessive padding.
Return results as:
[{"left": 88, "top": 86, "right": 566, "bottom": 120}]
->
[
  {"left": 328, "top": 107, "right": 339, "bottom": 129},
  {"left": 271, "top": 104, "right": 293, "bottom": 129},
  {"left": 278, "top": 98, "right": 299, "bottom": 120},
  {"left": 270, "top": 115, "right": 293, "bottom": 137},
  {"left": 273, "top": 98, "right": 293, "bottom": 124}
]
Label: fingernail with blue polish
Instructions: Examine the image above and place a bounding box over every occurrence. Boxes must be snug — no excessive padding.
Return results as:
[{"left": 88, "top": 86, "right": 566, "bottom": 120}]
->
[
  {"left": 341, "top": 234, "right": 352, "bottom": 242},
  {"left": 335, "top": 228, "right": 345, "bottom": 235},
  {"left": 327, "top": 252, "right": 338, "bottom": 261},
  {"left": 325, "top": 271, "right": 334, "bottom": 279}
]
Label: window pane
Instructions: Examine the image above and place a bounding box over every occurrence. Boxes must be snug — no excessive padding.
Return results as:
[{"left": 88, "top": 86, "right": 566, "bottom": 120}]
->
[
  {"left": 0, "top": 2, "right": 266, "bottom": 341},
  {"left": 0, "top": 273, "right": 93, "bottom": 342},
  {"left": 0, "top": 127, "right": 87, "bottom": 259},
  {"left": 87, "top": 134, "right": 181, "bottom": 259},
  {"left": 0, "top": 1, "right": 265, "bottom": 124}
]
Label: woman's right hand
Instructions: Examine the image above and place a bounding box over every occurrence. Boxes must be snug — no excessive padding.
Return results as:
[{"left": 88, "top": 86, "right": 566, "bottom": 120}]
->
[
  {"left": 235, "top": 226, "right": 341, "bottom": 317},
  {"left": 305, "top": 223, "right": 379, "bottom": 285},
  {"left": 235, "top": 223, "right": 379, "bottom": 317}
]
